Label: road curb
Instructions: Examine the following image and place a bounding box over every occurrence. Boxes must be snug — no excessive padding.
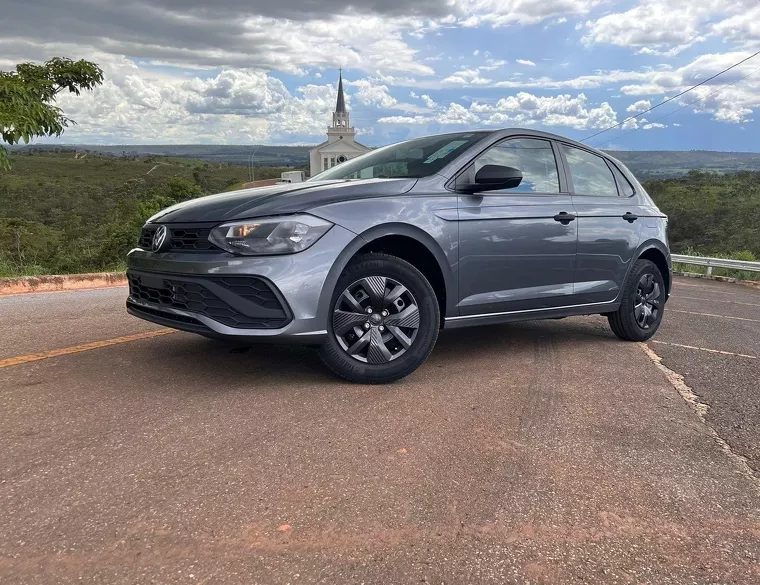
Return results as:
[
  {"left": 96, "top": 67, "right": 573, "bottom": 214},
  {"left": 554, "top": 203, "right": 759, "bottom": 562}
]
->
[
  {"left": 674, "top": 270, "right": 760, "bottom": 290},
  {"left": 0, "top": 272, "right": 127, "bottom": 296}
]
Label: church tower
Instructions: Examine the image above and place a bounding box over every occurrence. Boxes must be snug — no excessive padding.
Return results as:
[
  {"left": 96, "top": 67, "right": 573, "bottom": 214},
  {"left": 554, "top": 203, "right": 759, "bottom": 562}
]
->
[
  {"left": 309, "top": 70, "right": 370, "bottom": 177},
  {"left": 328, "top": 70, "right": 355, "bottom": 139}
]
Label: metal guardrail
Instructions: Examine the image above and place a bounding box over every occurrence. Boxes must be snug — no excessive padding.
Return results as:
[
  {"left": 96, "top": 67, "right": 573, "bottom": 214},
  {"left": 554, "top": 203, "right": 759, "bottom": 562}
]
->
[{"left": 671, "top": 254, "right": 760, "bottom": 275}]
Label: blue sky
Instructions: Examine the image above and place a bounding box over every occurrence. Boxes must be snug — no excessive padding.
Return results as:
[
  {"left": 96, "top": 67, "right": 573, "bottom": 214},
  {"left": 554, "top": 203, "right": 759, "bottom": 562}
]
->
[{"left": 2, "top": 0, "right": 759, "bottom": 150}]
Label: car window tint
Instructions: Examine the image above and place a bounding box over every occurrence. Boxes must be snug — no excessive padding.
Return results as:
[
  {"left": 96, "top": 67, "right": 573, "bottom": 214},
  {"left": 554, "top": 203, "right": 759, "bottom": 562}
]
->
[
  {"left": 473, "top": 138, "right": 560, "bottom": 193},
  {"left": 562, "top": 145, "right": 619, "bottom": 197}
]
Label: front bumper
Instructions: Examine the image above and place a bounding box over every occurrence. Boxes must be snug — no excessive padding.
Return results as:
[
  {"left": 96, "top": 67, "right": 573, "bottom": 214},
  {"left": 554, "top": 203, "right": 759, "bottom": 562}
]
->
[{"left": 126, "top": 224, "right": 357, "bottom": 343}]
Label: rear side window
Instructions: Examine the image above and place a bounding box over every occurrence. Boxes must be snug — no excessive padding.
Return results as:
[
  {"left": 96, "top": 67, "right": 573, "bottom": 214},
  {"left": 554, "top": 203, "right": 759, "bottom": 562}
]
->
[
  {"left": 472, "top": 138, "right": 560, "bottom": 193},
  {"left": 610, "top": 163, "right": 635, "bottom": 196},
  {"left": 562, "top": 145, "right": 619, "bottom": 197}
]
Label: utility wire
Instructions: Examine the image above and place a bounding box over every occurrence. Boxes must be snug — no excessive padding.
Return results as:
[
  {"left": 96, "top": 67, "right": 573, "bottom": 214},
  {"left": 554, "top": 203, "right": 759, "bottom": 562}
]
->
[
  {"left": 597, "top": 66, "right": 760, "bottom": 147},
  {"left": 581, "top": 49, "right": 760, "bottom": 143}
]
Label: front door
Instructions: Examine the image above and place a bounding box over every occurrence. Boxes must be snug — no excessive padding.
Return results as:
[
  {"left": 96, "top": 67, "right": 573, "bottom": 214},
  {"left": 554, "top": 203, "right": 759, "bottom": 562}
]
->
[
  {"left": 457, "top": 137, "right": 578, "bottom": 316},
  {"left": 559, "top": 144, "right": 644, "bottom": 304}
]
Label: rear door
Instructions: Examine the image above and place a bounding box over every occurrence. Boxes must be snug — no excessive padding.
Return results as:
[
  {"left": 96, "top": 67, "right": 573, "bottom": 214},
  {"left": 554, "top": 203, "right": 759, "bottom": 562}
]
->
[
  {"left": 560, "top": 144, "right": 644, "bottom": 304},
  {"left": 456, "top": 137, "right": 578, "bottom": 315}
]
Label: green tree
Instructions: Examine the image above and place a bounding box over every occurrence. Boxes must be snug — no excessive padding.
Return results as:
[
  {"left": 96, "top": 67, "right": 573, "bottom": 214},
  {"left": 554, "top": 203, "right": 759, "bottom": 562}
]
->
[{"left": 0, "top": 57, "right": 104, "bottom": 169}]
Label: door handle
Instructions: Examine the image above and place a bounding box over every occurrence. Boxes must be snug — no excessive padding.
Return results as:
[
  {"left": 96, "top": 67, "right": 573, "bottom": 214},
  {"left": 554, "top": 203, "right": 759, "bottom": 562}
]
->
[
  {"left": 553, "top": 212, "right": 576, "bottom": 224},
  {"left": 622, "top": 212, "right": 639, "bottom": 223}
]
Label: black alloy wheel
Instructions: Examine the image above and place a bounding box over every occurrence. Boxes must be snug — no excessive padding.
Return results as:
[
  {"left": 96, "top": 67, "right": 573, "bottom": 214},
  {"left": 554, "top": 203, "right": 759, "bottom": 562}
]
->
[
  {"left": 608, "top": 258, "right": 666, "bottom": 342},
  {"left": 634, "top": 273, "right": 661, "bottom": 330}
]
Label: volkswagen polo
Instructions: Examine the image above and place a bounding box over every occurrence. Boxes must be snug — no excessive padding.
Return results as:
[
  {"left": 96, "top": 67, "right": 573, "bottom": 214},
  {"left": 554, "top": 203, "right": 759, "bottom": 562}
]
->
[{"left": 127, "top": 129, "right": 671, "bottom": 383}]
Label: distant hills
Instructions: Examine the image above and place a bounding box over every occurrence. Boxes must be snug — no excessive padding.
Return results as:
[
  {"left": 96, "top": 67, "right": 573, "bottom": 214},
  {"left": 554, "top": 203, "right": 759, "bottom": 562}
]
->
[
  {"left": 10, "top": 144, "right": 311, "bottom": 168},
  {"left": 10, "top": 144, "right": 760, "bottom": 179},
  {"left": 605, "top": 150, "right": 760, "bottom": 179}
]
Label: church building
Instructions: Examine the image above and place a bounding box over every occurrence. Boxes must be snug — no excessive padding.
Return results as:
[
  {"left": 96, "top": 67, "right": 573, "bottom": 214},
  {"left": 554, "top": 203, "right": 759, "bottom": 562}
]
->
[{"left": 309, "top": 71, "right": 370, "bottom": 177}]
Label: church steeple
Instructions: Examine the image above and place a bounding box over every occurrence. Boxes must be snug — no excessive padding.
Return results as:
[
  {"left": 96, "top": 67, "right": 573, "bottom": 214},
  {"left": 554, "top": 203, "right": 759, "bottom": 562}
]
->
[
  {"left": 309, "top": 68, "right": 370, "bottom": 176},
  {"left": 335, "top": 69, "right": 346, "bottom": 114},
  {"left": 331, "top": 69, "right": 350, "bottom": 130}
]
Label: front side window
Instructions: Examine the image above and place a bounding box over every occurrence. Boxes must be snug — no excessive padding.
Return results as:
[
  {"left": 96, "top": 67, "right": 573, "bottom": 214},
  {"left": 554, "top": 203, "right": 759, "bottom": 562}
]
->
[
  {"left": 562, "top": 145, "right": 619, "bottom": 197},
  {"left": 311, "top": 131, "right": 489, "bottom": 180},
  {"left": 471, "top": 138, "right": 560, "bottom": 193}
]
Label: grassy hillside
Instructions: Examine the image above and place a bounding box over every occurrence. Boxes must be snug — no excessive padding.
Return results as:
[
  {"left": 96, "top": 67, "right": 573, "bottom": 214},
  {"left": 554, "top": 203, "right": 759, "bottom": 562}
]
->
[
  {"left": 0, "top": 151, "right": 292, "bottom": 276},
  {"left": 647, "top": 170, "right": 760, "bottom": 257},
  {"left": 0, "top": 150, "right": 757, "bottom": 277}
]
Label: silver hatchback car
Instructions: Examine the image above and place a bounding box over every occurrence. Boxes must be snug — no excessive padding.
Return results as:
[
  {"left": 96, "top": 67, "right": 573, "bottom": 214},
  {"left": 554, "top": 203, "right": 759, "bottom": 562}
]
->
[{"left": 127, "top": 129, "right": 671, "bottom": 383}]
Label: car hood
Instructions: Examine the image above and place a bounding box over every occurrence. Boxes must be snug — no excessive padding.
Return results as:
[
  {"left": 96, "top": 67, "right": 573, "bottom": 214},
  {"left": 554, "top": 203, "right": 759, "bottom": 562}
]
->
[{"left": 148, "top": 178, "right": 417, "bottom": 223}]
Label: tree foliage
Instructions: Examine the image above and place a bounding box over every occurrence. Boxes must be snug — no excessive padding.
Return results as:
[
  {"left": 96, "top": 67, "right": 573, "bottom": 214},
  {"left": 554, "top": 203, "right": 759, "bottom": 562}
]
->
[{"left": 0, "top": 58, "right": 104, "bottom": 169}]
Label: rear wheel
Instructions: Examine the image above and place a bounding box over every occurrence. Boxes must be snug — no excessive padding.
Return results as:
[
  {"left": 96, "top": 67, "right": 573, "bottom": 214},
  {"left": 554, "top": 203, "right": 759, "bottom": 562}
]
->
[
  {"left": 319, "top": 253, "right": 439, "bottom": 383},
  {"left": 608, "top": 259, "right": 665, "bottom": 341}
]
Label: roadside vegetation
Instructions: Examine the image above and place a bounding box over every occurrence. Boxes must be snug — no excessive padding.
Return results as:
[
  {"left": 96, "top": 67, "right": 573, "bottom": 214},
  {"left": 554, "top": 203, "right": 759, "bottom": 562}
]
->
[
  {"left": 0, "top": 153, "right": 758, "bottom": 278},
  {"left": 0, "top": 150, "right": 292, "bottom": 276},
  {"left": 646, "top": 170, "right": 760, "bottom": 281}
]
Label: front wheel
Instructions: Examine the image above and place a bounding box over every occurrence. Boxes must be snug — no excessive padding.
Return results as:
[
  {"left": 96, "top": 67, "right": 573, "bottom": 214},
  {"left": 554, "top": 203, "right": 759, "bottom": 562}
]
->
[
  {"left": 608, "top": 259, "right": 666, "bottom": 341},
  {"left": 319, "top": 253, "right": 440, "bottom": 384}
]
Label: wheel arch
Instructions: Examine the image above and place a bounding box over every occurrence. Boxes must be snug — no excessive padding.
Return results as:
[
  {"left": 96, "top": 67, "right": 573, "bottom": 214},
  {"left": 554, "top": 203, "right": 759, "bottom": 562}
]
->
[
  {"left": 315, "top": 223, "right": 456, "bottom": 329},
  {"left": 633, "top": 240, "right": 672, "bottom": 299}
]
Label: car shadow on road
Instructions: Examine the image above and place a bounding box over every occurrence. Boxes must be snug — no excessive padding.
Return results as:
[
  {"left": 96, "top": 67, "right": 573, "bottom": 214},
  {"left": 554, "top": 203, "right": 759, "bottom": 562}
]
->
[{"left": 139, "top": 315, "right": 621, "bottom": 389}]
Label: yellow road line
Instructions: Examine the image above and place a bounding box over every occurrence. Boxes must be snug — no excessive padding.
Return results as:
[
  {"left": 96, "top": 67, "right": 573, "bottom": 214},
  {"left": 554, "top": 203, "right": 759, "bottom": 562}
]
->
[
  {"left": 0, "top": 329, "right": 176, "bottom": 369},
  {"left": 651, "top": 340, "right": 757, "bottom": 360}
]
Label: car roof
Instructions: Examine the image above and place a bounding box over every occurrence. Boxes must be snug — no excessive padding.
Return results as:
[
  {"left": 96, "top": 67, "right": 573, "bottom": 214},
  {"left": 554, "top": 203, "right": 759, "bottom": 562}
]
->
[{"left": 488, "top": 127, "right": 610, "bottom": 156}]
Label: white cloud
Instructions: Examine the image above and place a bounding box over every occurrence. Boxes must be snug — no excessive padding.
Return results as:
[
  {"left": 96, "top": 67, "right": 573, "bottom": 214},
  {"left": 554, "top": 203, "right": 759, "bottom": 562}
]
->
[
  {"left": 348, "top": 78, "right": 398, "bottom": 108},
  {"left": 442, "top": 67, "right": 493, "bottom": 86},
  {"left": 376, "top": 115, "right": 429, "bottom": 124},
  {"left": 626, "top": 99, "right": 651, "bottom": 113},
  {"left": 420, "top": 94, "right": 438, "bottom": 108},
  {"left": 480, "top": 59, "right": 508, "bottom": 71},
  {"left": 583, "top": 0, "right": 756, "bottom": 54},
  {"left": 380, "top": 91, "right": 620, "bottom": 130},
  {"left": 516, "top": 59, "right": 537, "bottom": 67},
  {"left": 711, "top": 5, "right": 760, "bottom": 45},
  {"left": 617, "top": 51, "right": 760, "bottom": 123},
  {"left": 457, "top": 0, "right": 603, "bottom": 28},
  {"left": 437, "top": 102, "right": 481, "bottom": 124}
]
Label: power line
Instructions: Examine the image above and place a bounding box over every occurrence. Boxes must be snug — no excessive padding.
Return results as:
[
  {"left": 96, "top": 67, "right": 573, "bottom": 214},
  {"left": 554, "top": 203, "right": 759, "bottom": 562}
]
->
[
  {"left": 597, "top": 66, "right": 760, "bottom": 147},
  {"left": 581, "top": 49, "right": 760, "bottom": 143}
]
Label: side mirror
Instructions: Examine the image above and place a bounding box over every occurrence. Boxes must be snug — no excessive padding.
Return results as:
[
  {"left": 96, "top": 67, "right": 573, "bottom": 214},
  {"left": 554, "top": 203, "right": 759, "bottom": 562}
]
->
[{"left": 458, "top": 164, "right": 523, "bottom": 192}]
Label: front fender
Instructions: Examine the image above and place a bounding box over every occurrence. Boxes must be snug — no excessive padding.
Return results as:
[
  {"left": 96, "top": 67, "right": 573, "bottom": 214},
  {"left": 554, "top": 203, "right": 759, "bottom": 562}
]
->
[{"left": 313, "top": 222, "right": 458, "bottom": 328}]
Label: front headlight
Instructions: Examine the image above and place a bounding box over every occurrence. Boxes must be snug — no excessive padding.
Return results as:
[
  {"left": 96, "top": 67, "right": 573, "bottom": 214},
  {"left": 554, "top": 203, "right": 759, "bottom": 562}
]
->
[{"left": 208, "top": 214, "right": 333, "bottom": 256}]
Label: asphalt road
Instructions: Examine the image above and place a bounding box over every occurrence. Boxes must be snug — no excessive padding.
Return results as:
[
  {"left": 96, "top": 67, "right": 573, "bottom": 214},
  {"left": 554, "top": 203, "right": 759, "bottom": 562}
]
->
[{"left": 1, "top": 277, "right": 759, "bottom": 584}]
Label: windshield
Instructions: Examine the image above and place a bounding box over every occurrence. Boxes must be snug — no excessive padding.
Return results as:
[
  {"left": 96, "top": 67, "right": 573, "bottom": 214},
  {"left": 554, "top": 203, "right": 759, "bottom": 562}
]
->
[{"left": 310, "top": 131, "right": 490, "bottom": 181}]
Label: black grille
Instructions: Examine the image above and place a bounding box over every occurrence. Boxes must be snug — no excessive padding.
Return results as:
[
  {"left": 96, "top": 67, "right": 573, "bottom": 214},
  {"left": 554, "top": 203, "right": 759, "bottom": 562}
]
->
[
  {"left": 127, "top": 273, "right": 290, "bottom": 329},
  {"left": 138, "top": 226, "right": 155, "bottom": 249},
  {"left": 138, "top": 224, "right": 218, "bottom": 252},
  {"left": 208, "top": 277, "right": 283, "bottom": 311}
]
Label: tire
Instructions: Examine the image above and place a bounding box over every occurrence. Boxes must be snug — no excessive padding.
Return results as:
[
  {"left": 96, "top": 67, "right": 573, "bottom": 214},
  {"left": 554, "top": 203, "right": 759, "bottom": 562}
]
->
[
  {"left": 319, "top": 253, "right": 440, "bottom": 384},
  {"left": 608, "top": 259, "right": 666, "bottom": 341}
]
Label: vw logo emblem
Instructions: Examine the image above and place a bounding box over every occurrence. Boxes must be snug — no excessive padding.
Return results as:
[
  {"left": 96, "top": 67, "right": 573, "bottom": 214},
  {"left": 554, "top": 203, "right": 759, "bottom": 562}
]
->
[{"left": 152, "top": 225, "right": 168, "bottom": 252}]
